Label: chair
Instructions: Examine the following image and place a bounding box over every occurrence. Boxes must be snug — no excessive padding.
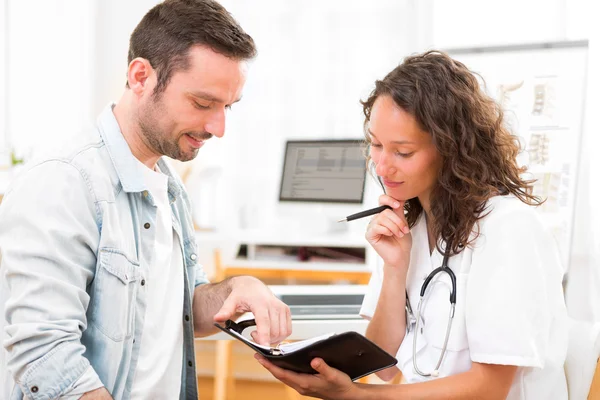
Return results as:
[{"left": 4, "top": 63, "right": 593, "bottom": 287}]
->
[{"left": 564, "top": 318, "right": 600, "bottom": 399}]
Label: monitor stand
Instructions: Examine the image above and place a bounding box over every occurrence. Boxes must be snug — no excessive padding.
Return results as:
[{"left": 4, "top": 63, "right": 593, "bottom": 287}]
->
[
  {"left": 274, "top": 213, "right": 349, "bottom": 236},
  {"left": 265, "top": 202, "right": 371, "bottom": 238}
]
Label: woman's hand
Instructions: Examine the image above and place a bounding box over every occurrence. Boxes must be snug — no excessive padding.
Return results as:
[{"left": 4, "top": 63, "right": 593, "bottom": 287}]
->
[
  {"left": 255, "top": 355, "right": 360, "bottom": 400},
  {"left": 365, "top": 195, "right": 412, "bottom": 269}
]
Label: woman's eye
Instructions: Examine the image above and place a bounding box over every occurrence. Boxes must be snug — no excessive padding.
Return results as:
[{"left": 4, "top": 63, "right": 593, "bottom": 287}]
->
[
  {"left": 396, "top": 152, "right": 414, "bottom": 158},
  {"left": 370, "top": 143, "right": 382, "bottom": 148}
]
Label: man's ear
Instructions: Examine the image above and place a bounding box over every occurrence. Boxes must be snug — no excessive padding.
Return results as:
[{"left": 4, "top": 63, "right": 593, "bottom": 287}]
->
[{"left": 127, "top": 57, "right": 155, "bottom": 96}]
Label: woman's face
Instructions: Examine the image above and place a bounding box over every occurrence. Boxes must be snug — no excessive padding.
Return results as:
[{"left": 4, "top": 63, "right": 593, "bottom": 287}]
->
[{"left": 369, "top": 95, "right": 442, "bottom": 209}]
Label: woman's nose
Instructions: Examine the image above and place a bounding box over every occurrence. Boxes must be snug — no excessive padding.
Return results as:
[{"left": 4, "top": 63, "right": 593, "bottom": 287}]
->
[{"left": 375, "top": 152, "right": 396, "bottom": 177}]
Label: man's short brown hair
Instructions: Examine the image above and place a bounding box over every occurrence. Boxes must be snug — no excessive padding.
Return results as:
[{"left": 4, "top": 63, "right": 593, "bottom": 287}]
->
[{"left": 127, "top": 0, "right": 256, "bottom": 94}]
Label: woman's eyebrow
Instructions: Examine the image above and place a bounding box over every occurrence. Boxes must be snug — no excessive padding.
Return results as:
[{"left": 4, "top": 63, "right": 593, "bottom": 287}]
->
[{"left": 368, "top": 129, "right": 414, "bottom": 144}]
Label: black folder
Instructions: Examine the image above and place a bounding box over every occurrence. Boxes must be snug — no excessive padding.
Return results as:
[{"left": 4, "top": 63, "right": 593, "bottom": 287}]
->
[{"left": 214, "top": 319, "right": 398, "bottom": 381}]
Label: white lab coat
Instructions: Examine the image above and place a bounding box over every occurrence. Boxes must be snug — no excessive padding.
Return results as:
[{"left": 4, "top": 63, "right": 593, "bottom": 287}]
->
[{"left": 360, "top": 196, "right": 568, "bottom": 399}]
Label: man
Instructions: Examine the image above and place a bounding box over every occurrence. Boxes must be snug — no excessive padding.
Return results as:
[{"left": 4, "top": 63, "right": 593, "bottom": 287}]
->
[{"left": 0, "top": 1, "right": 291, "bottom": 399}]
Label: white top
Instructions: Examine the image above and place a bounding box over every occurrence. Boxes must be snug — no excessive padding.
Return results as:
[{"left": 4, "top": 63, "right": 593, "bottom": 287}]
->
[
  {"left": 360, "top": 196, "right": 568, "bottom": 399},
  {"left": 130, "top": 162, "right": 184, "bottom": 399}
]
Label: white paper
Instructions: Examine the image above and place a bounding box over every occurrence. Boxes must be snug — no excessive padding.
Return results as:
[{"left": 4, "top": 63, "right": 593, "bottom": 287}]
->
[{"left": 228, "top": 329, "right": 336, "bottom": 354}]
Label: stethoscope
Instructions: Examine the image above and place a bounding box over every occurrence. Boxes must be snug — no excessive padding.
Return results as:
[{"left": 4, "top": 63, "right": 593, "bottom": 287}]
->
[
  {"left": 405, "top": 248, "right": 457, "bottom": 377},
  {"left": 373, "top": 172, "right": 457, "bottom": 377}
]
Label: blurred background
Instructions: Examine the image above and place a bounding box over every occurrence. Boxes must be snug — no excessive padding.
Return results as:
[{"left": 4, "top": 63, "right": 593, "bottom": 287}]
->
[
  {"left": 1, "top": 0, "right": 598, "bottom": 316},
  {"left": 1, "top": 1, "right": 599, "bottom": 396}
]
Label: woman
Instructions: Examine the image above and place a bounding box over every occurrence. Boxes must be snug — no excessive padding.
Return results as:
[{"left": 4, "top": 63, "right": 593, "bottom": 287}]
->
[{"left": 256, "top": 50, "right": 568, "bottom": 399}]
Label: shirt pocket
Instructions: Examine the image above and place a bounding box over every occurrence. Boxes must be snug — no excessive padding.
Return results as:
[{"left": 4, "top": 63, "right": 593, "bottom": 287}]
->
[
  {"left": 421, "top": 273, "right": 469, "bottom": 353},
  {"left": 88, "top": 248, "right": 140, "bottom": 342}
]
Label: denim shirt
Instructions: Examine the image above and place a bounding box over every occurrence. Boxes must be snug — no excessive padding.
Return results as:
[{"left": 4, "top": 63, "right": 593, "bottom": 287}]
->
[{"left": 0, "top": 105, "right": 209, "bottom": 400}]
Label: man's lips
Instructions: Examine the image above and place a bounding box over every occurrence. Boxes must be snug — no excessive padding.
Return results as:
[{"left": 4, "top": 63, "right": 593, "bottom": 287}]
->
[{"left": 185, "top": 134, "right": 205, "bottom": 149}]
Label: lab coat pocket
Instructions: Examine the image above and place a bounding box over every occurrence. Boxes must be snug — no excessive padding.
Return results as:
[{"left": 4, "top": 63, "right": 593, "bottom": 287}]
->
[
  {"left": 422, "top": 273, "right": 469, "bottom": 352},
  {"left": 88, "top": 248, "right": 140, "bottom": 341}
]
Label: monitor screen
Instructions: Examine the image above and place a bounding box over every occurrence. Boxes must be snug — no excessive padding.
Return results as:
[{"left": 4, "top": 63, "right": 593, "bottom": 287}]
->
[{"left": 279, "top": 140, "right": 367, "bottom": 204}]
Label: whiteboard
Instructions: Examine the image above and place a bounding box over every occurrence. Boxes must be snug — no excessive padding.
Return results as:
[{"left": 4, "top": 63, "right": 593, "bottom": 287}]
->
[{"left": 448, "top": 41, "right": 589, "bottom": 271}]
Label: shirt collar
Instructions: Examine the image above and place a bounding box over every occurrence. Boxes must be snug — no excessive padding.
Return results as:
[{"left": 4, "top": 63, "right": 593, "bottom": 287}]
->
[{"left": 97, "top": 103, "right": 183, "bottom": 200}]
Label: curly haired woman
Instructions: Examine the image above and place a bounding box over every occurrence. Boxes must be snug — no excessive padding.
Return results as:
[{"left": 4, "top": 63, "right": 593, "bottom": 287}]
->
[{"left": 257, "top": 51, "right": 568, "bottom": 400}]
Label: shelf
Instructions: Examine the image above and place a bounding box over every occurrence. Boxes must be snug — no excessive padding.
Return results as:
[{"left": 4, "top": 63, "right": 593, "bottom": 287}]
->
[
  {"left": 225, "top": 258, "right": 369, "bottom": 273},
  {"left": 234, "top": 228, "right": 368, "bottom": 248}
]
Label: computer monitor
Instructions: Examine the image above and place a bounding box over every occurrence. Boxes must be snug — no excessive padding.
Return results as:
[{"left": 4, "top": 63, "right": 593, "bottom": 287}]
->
[
  {"left": 278, "top": 140, "right": 367, "bottom": 204},
  {"left": 269, "top": 139, "right": 370, "bottom": 235}
]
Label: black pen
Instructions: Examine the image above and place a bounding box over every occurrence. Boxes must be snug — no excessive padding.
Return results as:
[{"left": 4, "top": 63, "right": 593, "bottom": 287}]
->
[{"left": 337, "top": 205, "right": 393, "bottom": 223}]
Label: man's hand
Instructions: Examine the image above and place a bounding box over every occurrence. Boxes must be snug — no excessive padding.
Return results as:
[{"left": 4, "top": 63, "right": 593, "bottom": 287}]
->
[
  {"left": 213, "top": 276, "right": 292, "bottom": 345},
  {"left": 80, "top": 387, "right": 112, "bottom": 399}
]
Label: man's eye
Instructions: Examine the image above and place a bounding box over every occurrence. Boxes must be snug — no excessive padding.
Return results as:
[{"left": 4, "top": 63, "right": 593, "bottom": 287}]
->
[{"left": 194, "top": 102, "right": 210, "bottom": 110}]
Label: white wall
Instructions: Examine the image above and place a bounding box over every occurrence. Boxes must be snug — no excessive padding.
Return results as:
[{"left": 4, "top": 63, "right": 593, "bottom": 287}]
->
[
  {"left": 427, "top": 0, "right": 588, "bottom": 49},
  {"left": 5, "top": 0, "right": 95, "bottom": 160},
  {"left": 0, "top": 0, "right": 7, "bottom": 167},
  {"left": 565, "top": 20, "right": 600, "bottom": 322},
  {"left": 209, "top": 0, "right": 413, "bottom": 230},
  {"left": 92, "top": 0, "right": 160, "bottom": 116}
]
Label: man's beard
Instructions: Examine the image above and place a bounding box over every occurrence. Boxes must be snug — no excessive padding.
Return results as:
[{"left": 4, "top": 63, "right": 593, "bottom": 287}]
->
[{"left": 137, "top": 94, "right": 207, "bottom": 162}]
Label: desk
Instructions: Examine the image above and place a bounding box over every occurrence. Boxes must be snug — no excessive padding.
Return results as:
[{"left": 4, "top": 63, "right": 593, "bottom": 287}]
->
[
  {"left": 198, "top": 231, "right": 376, "bottom": 400},
  {"left": 198, "top": 318, "right": 369, "bottom": 400},
  {"left": 202, "top": 284, "right": 369, "bottom": 400},
  {"left": 195, "top": 228, "right": 377, "bottom": 285}
]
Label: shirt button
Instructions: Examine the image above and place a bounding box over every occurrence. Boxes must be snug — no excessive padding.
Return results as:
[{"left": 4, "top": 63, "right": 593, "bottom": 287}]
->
[
  {"left": 142, "top": 190, "right": 148, "bottom": 197},
  {"left": 188, "top": 360, "right": 193, "bottom": 367},
  {"left": 31, "top": 386, "right": 39, "bottom": 393},
  {"left": 185, "top": 315, "right": 190, "bottom": 321},
  {"left": 141, "top": 279, "right": 146, "bottom": 286},
  {"left": 190, "top": 253, "right": 197, "bottom": 261},
  {"left": 144, "top": 222, "right": 151, "bottom": 229}
]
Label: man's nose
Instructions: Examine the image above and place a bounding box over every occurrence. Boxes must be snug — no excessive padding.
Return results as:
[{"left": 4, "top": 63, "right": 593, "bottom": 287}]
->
[{"left": 205, "top": 109, "right": 226, "bottom": 138}]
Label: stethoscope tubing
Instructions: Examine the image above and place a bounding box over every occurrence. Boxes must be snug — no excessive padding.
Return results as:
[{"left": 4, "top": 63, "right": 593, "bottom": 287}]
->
[{"left": 409, "top": 248, "right": 457, "bottom": 377}]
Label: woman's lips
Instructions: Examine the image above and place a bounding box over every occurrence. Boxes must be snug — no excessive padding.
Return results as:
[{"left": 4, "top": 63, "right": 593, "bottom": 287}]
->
[{"left": 383, "top": 179, "right": 404, "bottom": 188}]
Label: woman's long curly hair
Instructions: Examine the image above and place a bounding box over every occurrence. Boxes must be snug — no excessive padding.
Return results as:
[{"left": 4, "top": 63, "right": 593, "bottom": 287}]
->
[{"left": 361, "top": 50, "right": 543, "bottom": 255}]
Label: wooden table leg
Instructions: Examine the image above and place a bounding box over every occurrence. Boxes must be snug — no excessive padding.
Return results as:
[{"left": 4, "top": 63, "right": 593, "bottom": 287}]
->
[
  {"left": 284, "top": 384, "right": 304, "bottom": 400},
  {"left": 213, "top": 340, "right": 234, "bottom": 400}
]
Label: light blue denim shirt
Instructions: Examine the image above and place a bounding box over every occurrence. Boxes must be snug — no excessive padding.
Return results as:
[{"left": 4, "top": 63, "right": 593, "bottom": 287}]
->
[{"left": 0, "top": 104, "right": 209, "bottom": 399}]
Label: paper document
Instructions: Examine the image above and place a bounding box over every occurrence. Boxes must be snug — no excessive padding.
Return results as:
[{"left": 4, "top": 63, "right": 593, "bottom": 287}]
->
[{"left": 228, "top": 329, "right": 336, "bottom": 354}]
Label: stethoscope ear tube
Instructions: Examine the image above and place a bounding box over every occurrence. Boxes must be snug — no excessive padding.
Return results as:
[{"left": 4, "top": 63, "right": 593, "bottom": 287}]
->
[
  {"left": 419, "top": 251, "right": 457, "bottom": 305},
  {"left": 411, "top": 244, "right": 458, "bottom": 377},
  {"left": 447, "top": 267, "right": 457, "bottom": 304}
]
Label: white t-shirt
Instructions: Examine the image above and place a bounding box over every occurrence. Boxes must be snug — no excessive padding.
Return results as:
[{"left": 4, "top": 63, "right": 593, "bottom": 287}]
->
[
  {"left": 360, "top": 196, "right": 568, "bottom": 399},
  {"left": 130, "top": 163, "right": 184, "bottom": 399}
]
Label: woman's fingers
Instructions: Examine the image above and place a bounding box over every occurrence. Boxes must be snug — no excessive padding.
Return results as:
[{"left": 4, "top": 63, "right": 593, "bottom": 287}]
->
[
  {"left": 369, "top": 211, "right": 408, "bottom": 237},
  {"left": 367, "top": 223, "right": 395, "bottom": 239},
  {"left": 377, "top": 215, "right": 404, "bottom": 237},
  {"left": 377, "top": 195, "right": 409, "bottom": 234},
  {"left": 378, "top": 194, "right": 402, "bottom": 208}
]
